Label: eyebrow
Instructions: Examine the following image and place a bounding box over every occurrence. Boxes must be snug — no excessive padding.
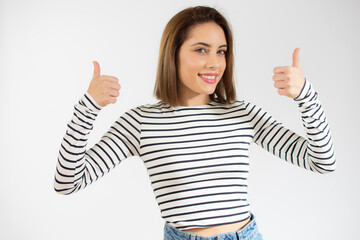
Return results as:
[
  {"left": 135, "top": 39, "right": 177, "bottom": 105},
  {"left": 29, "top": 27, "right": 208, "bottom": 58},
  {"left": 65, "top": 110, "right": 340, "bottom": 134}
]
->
[{"left": 190, "top": 42, "right": 227, "bottom": 48}]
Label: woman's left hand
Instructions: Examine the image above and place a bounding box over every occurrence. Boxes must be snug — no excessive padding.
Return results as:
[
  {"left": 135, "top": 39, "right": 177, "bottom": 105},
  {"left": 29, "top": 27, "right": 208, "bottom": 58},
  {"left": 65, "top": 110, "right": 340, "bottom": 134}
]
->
[{"left": 272, "top": 48, "right": 306, "bottom": 99}]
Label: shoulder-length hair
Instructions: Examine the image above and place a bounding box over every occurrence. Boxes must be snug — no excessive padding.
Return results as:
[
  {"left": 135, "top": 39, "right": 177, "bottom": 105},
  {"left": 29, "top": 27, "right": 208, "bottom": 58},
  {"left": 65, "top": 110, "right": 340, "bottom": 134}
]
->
[{"left": 153, "top": 6, "right": 236, "bottom": 107}]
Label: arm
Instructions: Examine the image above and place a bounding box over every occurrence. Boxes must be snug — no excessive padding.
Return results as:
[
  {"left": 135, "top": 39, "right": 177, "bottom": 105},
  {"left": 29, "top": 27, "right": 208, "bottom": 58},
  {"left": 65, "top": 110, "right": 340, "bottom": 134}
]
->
[
  {"left": 54, "top": 92, "right": 142, "bottom": 195},
  {"left": 250, "top": 79, "right": 336, "bottom": 174}
]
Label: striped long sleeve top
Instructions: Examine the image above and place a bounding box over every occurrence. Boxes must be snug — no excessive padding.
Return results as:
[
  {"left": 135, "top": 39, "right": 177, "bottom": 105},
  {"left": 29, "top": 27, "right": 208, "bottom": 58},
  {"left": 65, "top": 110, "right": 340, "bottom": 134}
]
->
[{"left": 54, "top": 78, "right": 336, "bottom": 230}]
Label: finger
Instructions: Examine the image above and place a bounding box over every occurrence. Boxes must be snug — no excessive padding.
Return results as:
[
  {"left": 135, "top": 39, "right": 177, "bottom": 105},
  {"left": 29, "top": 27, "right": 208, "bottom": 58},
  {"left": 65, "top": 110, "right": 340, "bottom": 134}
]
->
[
  {"left": 292, "top": 48, "right": 301, "bottom": 68},
  {"left": 277, "top": 88, "right": 287, "bottom": 96},
  {"left": 272, "top": 73, "right": 288, "bottom": 82},
  {"left": 273, "top": 66, "right": 290, "bottom": 74},
  {"left": 109, "top": 96, "right": 118, "bottom": 104},
  {"left": 93, "top": 61, "right": 100, "bottom": 79},
  {"left": 274, "top": 79, "right": 288, "bottom": 89},
  {"left": 110, "top": 82, "right": 121, "bottom": 91},
  {"left": 103, "top": 81, "right": 120, "bottom": 91},
  {"left": 99, "top": 75, "right": 119, "bottom": 82},
  {"left": 109, "top": 89, "right": 120, "bottom": 97}
]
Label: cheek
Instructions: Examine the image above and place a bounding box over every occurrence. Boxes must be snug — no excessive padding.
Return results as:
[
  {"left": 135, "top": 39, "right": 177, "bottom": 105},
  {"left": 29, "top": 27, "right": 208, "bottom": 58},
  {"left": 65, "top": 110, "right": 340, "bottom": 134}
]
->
[
  {"left": 184, "top": 55, "right": 205, "bottom": 72},
  {"left": 179, "top": 56, "right": 201, "bottom": 83}
]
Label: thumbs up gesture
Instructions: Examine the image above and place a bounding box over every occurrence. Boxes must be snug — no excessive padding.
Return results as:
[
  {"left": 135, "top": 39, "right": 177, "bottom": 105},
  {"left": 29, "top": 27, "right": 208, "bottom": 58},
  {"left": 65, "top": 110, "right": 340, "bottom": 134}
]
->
[
  {"left": 272, "top": 48, "right": 306, "bottom": 99},
  {"left": 87, "top": 61, "right": 121, "bottom": 107}
]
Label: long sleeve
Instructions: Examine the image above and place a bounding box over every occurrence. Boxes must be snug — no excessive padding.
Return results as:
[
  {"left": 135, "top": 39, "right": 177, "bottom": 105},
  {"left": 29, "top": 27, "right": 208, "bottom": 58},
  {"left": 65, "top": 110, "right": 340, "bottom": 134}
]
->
[
  {"left": 249, "top": 79, "right": 336, "bottom": 174},
  {"left": 54, "top": 92, "right": 142, "bottom": 195}
]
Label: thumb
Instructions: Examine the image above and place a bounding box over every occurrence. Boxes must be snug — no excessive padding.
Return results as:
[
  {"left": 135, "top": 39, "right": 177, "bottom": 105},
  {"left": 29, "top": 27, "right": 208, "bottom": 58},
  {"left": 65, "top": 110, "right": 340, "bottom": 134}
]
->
[
  {"left": 92, "top": 61, "right": 100, "bottom": 79},
  {"left": 292, "top": 48, "right": 301, "bottom": 68}
]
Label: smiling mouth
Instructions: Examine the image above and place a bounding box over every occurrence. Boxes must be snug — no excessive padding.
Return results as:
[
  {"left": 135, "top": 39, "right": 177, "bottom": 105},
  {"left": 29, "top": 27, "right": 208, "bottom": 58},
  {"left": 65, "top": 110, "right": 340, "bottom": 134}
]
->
[{"left": 198, "top": 74, "right": 217, "bottom": 83}]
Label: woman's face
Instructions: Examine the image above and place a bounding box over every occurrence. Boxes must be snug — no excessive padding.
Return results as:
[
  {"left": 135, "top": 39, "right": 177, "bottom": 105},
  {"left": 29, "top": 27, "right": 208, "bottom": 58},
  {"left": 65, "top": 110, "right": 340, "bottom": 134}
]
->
[{"left": 177, "top": 22, "right": 227, "bottom": 106}]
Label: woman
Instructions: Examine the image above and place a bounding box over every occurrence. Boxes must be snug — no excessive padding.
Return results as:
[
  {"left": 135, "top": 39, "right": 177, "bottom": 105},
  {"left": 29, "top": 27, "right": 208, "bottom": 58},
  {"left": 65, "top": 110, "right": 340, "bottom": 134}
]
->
[{"left": 54, "top": 6, "right": 336, "bottom": 240}]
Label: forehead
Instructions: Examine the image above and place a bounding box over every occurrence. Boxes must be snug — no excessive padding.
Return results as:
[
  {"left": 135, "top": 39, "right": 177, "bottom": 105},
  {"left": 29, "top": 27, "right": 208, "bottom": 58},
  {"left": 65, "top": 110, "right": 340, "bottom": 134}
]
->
[{"left": 185, "top": 22, "right": 227, "bottom": 45}]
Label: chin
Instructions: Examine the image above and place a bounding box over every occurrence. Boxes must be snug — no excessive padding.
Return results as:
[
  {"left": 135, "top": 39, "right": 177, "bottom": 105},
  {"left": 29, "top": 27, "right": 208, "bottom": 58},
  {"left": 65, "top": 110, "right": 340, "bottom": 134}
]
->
[{"left": 203, "top": 87, "right": 217, "bottom": 95}]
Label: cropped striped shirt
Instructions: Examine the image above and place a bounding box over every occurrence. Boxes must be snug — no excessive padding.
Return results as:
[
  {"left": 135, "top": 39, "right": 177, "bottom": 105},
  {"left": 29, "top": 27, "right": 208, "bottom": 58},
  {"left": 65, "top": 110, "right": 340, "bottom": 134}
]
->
[{"left": 54, "top": 79, "right": 336, "bottom": 230}]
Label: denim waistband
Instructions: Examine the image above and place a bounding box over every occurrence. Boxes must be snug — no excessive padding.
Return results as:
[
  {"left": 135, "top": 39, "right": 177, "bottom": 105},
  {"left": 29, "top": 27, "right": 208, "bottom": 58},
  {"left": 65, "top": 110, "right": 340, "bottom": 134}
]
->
[{"left": 164, "top": 212, "right": 261, "bottom": 240}]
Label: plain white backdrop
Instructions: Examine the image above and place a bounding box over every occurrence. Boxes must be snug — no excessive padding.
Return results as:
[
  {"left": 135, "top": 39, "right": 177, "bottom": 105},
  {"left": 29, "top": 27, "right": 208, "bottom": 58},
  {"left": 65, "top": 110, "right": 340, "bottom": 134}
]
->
[{"left": 1, "top": 0, "right": 359, "bottom": 239}]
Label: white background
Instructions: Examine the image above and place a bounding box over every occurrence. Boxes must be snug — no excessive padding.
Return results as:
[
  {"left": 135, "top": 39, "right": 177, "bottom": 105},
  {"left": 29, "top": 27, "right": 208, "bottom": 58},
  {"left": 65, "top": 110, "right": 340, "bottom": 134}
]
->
[{"left": 1, "top": 0, "right": 359, "bottom": 239}]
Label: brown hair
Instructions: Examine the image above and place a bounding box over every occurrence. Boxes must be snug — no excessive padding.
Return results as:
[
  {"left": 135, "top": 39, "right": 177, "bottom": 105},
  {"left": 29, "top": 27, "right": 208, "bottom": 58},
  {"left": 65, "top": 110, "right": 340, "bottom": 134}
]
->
[{"left": 153, "top": 6, "right": 236, "bottom": 107}]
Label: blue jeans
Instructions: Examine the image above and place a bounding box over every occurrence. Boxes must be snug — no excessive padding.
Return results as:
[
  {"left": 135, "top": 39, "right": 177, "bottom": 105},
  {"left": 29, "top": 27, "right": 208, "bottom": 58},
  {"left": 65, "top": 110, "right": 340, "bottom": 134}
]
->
[{"left": 163, "top": 212, "right": 263, "bottom": 240}]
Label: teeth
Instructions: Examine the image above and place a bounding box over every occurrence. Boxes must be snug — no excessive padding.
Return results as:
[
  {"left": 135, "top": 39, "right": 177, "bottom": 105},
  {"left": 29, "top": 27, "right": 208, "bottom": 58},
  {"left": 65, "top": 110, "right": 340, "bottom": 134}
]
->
[{"left": 200, "top": 75, "right": 216, "bottom": 80}]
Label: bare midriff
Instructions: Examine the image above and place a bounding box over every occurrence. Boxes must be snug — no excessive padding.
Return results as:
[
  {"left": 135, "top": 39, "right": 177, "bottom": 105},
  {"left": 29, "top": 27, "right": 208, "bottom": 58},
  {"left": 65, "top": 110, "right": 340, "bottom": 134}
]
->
[{"left": 182, "top": 217, "right": 251, "bottom": 237}]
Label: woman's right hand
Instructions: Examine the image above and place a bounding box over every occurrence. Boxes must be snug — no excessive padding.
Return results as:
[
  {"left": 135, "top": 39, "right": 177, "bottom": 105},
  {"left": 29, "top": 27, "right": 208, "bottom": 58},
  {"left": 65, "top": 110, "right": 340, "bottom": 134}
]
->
[{"left": 87, "top": 61, "right": 121, "bottom": 107}]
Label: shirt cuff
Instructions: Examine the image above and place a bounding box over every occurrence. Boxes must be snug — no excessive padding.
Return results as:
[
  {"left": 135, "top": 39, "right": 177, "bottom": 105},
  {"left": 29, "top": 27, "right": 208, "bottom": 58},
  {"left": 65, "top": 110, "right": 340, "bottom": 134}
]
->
[
  {"left": 293, "top": 77, "right": 310, "bottom": 102},
  {"left": 81, "top": 92, "right": 103, "bottom": 113}
]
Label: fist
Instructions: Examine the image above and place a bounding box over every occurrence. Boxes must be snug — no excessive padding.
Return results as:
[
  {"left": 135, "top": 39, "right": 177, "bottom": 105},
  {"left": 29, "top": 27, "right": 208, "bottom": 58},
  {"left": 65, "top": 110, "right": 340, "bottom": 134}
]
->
[
  {"left": 87, "top": 61, "right": 121, "bottom": 107},
  {"left": 272, "top": 48, "right": 306, "bottom": 99}
]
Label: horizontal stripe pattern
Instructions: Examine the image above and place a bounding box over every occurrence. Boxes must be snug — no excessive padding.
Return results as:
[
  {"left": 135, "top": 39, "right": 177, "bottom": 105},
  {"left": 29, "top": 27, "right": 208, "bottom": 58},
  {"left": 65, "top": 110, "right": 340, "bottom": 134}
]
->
[{"left": 54, "top": 79, "right": 336, "bottom": 230}]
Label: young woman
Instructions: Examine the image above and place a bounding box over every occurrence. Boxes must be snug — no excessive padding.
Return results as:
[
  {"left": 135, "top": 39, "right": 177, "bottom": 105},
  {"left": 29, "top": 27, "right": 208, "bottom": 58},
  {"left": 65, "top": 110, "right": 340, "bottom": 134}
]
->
[{"left": 54, "top": 6, "right": 336, "bottom": 240}]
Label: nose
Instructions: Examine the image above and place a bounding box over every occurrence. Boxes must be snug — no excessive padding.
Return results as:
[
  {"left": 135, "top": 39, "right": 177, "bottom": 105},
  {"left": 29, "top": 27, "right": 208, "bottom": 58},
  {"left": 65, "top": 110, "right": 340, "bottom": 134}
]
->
[{"left": 206, "top": 53, "right": 220, "bottom": 69}]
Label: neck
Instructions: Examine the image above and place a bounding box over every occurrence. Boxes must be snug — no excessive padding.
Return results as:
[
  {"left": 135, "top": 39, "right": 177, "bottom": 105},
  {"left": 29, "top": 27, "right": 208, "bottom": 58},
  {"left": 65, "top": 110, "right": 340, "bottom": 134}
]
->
[{"left": 179, "top": 95, "right": 211, "bottom": 107}]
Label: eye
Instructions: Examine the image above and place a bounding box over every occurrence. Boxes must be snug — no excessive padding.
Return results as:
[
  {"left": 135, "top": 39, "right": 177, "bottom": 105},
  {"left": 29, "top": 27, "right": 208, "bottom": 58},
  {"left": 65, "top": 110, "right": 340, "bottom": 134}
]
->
[
  {"left": 218, "top": 49, "right": 227, "bottom": 55},
  {"left": 195, "top": 48, "right": 207, "bottom": 53}
]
